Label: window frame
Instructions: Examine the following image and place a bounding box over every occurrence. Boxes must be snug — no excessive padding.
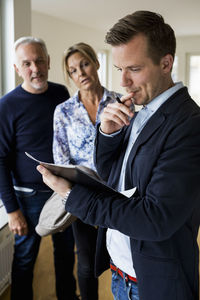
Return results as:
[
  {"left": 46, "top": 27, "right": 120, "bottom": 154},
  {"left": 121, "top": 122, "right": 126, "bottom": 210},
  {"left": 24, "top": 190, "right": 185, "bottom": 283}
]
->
[
  {"left": 186, "top": 52, "right": 200, "bottom": 105},
  {"left": 97, "top": 50, "right": 108, "bottom": 87}
]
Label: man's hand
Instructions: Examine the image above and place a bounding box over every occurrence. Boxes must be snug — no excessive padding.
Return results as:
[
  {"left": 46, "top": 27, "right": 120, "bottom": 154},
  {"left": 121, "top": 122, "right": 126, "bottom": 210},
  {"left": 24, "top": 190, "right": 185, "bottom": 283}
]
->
[
  {"left": 100, "top": 93, "right": 135, "bottom": 134},
  {"left": 8, "top": 209, "right": 28, "bottom": 236},
  {"left": 37, "top": 165, "right": 72, "bottom": 197}
]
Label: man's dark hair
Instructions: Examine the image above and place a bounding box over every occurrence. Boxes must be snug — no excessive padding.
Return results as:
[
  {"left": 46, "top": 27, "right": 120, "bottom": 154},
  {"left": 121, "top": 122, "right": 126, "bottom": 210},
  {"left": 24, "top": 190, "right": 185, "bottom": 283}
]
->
[{"left": 105, "top": 10, "right": 176, "bottom": 64}]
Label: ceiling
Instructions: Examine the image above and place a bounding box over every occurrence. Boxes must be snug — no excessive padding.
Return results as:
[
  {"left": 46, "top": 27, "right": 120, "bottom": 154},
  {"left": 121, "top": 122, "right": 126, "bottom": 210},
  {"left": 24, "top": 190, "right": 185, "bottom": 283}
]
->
[{"left": 31, "top": 0, "right": 200, "bottom": 36}]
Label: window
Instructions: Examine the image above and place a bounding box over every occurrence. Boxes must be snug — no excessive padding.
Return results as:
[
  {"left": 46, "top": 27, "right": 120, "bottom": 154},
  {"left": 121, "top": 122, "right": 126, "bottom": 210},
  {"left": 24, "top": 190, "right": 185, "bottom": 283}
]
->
[
  {"left": 0, "top": 0, "right": 15, "bottom": 96},
  {"left": 172, "top": 56, "right": 178, "bottom": 82},
  {"left": 187, "top": 54, "right": 200, "bottom": 106},
  {"left": 97, "top": 51, "right": 107, "bottom": 87}
]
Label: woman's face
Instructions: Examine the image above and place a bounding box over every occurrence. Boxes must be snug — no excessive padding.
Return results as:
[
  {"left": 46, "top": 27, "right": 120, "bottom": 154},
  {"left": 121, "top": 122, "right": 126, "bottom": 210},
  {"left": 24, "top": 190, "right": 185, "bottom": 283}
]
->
[{"left": 67, "top": 52, "right": 99, "bottom": 91}]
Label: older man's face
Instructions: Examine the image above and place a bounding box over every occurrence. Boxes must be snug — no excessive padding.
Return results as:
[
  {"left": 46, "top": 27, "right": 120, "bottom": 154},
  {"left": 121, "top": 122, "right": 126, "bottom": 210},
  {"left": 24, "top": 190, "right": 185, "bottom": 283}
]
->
[{"left": 14, "top": 43, "right": 50, "bottom": 94}]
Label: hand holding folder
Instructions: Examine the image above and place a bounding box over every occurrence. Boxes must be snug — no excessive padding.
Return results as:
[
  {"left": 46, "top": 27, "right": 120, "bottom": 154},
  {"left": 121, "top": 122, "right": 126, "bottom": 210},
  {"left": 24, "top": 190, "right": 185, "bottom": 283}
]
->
[
  {"left": 25, "top": 152, "right": 136, "bottom": 236},
  {"left": 25, "top": 152, "right": 118, "bottom": 194}
]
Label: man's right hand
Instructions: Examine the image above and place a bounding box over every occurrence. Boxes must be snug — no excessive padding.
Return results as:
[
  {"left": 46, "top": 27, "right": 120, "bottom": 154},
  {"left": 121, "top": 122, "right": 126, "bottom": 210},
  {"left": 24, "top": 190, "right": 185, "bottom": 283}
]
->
[
  {"left": 100, "top": 93, "right": 135, "bottom": 134},
  {"left": 8, "top": 209, "right": 28, "bottom": 236}
]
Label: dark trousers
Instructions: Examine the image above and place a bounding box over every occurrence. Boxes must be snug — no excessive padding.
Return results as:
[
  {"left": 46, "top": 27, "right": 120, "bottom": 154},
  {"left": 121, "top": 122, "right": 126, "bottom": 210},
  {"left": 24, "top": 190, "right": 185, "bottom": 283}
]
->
[
  {"left": 72, "top": 219, "right": 98, "bottom": 300},
  {"left": 11, "top": 190, "right": 77, "bottom": 300}
]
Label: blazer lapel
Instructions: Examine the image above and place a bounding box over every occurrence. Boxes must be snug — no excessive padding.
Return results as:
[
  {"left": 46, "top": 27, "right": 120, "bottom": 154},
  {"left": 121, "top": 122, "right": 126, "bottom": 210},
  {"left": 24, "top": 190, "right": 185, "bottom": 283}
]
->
[{"left": 108, "top": 112, "right": 166, "bottom": 189}]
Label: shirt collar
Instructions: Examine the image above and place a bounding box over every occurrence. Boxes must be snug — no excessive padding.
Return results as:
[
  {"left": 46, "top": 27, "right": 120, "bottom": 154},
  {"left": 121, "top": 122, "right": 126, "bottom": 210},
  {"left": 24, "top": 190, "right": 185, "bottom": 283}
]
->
[
  {"left": 101, "top": 87, "right": 114, "bottom": 104},
  {"left": 75, "top": 87, "right": 111, "bottom": 104},
  {"left": 146, "top": 81, "right": 184, "bottom": 113}
]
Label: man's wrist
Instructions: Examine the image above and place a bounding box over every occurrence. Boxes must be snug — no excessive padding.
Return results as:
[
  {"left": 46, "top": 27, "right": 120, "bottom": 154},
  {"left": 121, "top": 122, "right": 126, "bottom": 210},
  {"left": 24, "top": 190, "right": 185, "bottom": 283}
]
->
[
  {"left": 99, "top": 126, "right": 122, "bottom": 136},
  {"left": 62, "top": 189, "right": 72, "bottom": 205}
]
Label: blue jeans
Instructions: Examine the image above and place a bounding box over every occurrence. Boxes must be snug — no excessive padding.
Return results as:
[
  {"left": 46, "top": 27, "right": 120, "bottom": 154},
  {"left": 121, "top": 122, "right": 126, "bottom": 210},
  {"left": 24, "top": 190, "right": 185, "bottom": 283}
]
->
[
  {"left": 11, "top": 189, "right": 77, "bottom": 300},
  {"left": 111, "top": 270, "right": 139, "bottom": 300}
]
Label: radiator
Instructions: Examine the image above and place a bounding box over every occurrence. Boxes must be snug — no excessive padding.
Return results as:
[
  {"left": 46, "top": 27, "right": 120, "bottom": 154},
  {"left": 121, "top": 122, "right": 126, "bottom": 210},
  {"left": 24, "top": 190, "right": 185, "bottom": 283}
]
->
[{"left": 0, "top": 223, "right": 14, "bottom": 295}]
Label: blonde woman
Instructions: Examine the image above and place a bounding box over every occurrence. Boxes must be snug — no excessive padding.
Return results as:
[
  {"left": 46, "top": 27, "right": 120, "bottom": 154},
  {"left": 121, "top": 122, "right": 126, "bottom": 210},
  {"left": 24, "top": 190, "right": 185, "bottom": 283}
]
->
[{"left": 53, "top": 42, "right": 122, "bottom": 300}]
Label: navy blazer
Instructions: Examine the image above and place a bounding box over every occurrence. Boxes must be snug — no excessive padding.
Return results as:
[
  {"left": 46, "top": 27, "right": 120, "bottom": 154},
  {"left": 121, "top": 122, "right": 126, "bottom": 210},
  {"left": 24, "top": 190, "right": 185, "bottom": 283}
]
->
[{"left": 67, "top": 87, "right": 200, "bottom": 300}]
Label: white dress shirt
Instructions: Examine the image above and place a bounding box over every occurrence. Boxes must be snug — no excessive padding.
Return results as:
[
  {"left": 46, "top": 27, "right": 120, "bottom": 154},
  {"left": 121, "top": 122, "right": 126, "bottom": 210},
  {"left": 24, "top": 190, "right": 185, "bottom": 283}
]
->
[{"left": 106, "top": 82, "right": 184, "bottom": 277}]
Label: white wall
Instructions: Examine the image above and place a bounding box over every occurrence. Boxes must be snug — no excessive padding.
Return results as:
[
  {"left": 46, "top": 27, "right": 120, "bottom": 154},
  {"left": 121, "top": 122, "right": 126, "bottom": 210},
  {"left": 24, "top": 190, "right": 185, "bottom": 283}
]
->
[
  {"left": 32, "top": 11, "right": 200, "bottom": 97},
  {"left": 1, "top": 0, "right": 31, "bottom": 94},
  {"left": 32, "top": 11, "right": 117, "bottom": 95},
  {"left": 176, "top": 35, "right": 200, "bottom": 84}
]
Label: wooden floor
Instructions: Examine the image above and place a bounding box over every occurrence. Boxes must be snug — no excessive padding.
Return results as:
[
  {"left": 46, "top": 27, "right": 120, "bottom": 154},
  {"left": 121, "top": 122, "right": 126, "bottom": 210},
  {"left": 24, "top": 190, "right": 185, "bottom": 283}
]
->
[
  {"left": 0, "top": 235, "right": 113, "bottom": 300},
  {"left": 1, "top": 232, "right": 200, "bottom": 300}
]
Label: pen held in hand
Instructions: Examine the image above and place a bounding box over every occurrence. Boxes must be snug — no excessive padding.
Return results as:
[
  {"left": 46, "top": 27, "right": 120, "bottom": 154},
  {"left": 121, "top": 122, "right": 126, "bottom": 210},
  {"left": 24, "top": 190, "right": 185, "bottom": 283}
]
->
[
  {"left": 116, "top": 96, "right": 135, "bottom": 118},
  {"left": 116, "top": 96, "right": 122, "bottom": 104}
]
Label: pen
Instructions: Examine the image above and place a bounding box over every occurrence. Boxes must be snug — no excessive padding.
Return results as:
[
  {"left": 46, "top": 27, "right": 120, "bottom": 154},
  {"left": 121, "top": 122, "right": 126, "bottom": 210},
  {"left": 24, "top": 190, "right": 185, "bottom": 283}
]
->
[
  {"left": 116, "top": 96, "right": 135, "bottom": 116},
  {"left": 116, "top": 96, "right": 122, "bottom": 104}
]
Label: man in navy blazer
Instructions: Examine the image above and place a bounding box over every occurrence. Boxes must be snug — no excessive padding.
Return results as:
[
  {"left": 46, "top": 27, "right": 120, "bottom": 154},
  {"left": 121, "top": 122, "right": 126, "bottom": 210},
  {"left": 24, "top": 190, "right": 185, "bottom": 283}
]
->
[{"left": 37, "top": 11, "right": 200, "bottom": 300}]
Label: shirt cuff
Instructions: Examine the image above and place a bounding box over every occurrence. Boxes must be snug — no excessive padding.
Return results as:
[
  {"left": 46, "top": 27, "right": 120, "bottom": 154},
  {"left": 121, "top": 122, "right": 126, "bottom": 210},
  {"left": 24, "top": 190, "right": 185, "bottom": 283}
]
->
[
  {"left": 99, "top": 126, "right": 122, "bottom": 137},
  {"left": 62, "top": 189, "right": 72, "bottom": 205}
]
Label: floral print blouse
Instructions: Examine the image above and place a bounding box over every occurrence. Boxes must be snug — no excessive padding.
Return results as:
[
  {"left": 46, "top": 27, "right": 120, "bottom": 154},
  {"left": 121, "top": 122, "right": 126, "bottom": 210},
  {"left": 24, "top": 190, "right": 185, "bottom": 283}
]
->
[{"left": 53, "top": 87, "right": 122, "bottom": 171}]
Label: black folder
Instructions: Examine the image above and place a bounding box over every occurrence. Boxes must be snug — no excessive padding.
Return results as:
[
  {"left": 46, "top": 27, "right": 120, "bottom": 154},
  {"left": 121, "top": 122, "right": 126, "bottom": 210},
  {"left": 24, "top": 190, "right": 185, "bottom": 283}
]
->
[{"left": 25, "top": 152, "right": 117, "bottom": 194}]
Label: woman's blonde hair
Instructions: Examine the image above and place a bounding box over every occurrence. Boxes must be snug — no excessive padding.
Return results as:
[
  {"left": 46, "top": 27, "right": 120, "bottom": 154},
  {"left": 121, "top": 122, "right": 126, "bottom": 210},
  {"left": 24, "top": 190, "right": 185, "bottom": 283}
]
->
[{"left": 63, "top": 42, "right": 100, "bottom": 84}]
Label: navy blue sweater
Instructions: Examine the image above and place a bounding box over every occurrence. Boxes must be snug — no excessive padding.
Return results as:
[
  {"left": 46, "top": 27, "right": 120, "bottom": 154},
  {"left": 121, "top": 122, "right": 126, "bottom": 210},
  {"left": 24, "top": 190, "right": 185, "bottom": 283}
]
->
[{"left": 0, "top": 82, "right": 70, "bottom": 213}]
